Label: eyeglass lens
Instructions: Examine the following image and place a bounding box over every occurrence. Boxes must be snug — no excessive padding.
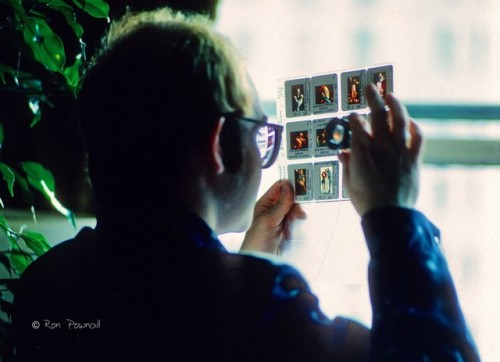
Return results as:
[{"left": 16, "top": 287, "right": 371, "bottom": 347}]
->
[{"left": 256, "top": 125, "right": 277, "bottom": 167}]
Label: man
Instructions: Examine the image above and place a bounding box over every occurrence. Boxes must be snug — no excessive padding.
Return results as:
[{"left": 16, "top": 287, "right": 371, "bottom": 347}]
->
[{"left": 13, "top": 8, "right": 479, "bottom": 361}]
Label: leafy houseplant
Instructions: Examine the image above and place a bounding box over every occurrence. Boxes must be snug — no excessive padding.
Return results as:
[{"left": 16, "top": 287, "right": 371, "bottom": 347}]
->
[{"left": 0, "top": 0, "right": 110, "bottom": 360}]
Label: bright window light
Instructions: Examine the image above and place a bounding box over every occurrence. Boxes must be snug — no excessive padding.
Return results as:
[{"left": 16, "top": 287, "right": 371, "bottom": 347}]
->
[{"left": 216, "top": 2, "right": 500, "bottom": 361}]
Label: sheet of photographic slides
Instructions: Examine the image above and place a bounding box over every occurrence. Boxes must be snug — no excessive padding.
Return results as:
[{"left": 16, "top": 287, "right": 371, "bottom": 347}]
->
[{"left": 276, "top": 63, "right": 394, "bottom": 204}]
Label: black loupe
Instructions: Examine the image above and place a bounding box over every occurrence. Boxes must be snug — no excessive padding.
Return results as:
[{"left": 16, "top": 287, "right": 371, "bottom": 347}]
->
[{"left": 324, "top": 118, "right": 351, "bottom": 150}]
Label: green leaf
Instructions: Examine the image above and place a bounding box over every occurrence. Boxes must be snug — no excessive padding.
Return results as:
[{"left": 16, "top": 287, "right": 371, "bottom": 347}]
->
[
  {"left": 10, "top": 170, "right": 35, "bottom": 206},
  {"left": 0, "top": 163, "right": 15, "bottom": 197},
  {"left": 21, "top": 161, "right": 55, "bottom": 195},
  {"left": 22, "top": 16, "right": 66, "bottom": 72},
  {"left": 72, "top": 0, "right": 109, "bottom": 19},
  {"left": 0, "top": 253, "right": 12, "bottom": 276},
  {"left": 18, "top": 76, "right": 43, "bottom": 93},
  {"left": 0, "top": 215, "right": 20, "bottom": 249},
  {"left": 8, "top": 0, "right": 61, "bottom": 79},
  {"left": 0, "top": 123, "right": 4, "bottom": 146},
  {"left": 28, "top": 97, "right": 42, "bottom": 127},
  {"left": 0, "top": 214, "right": 7, "bottom": 227},
  {"left": 63, "top": 54, "right": 83, "bottom": 94},
  {"left": 0, "top": 214, "right": 32, "bottom": 274},
  {"left": 44, "top": 0, "right": 85, "bottom": 39},
  {"left": 0, "top": 63, "right": 14, "bottom": 85},
  {"left": 0, "top": 214, "right": 11, "bottom": 237},
  {"left": 21, "top": 231, "right": 51, "bottom": 257},
  {"left": 10, "top": 246, "right": 31, "bottom": 274},
  {"left": 21, "top": 162, "right": 75, "bottom": 226},
  {"left": 9, "top": 250, "right": 30, "bottom": 275}
]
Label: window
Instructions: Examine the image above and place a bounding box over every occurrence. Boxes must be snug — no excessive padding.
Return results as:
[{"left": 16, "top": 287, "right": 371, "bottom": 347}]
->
[{"left": 217, "top": 1, "right": 500, "bottom": 360}]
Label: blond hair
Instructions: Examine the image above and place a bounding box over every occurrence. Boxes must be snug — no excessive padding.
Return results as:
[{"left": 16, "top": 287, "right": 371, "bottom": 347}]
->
[{"left": 91, "top": 7, "right": 254, "bottom": 115}]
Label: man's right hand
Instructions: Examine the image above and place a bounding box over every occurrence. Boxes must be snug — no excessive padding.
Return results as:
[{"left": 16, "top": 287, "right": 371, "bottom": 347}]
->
[
  {"left": 240, "top": 180, "right": 306, "bottom": 255},
  {"left": 338, "top": 84, "right": 423, "bottom": 217}
]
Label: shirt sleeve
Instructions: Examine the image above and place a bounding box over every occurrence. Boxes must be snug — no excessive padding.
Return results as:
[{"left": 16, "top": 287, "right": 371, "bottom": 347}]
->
[
  {"left": 265, "top": 263, "right": 371, "bottom": 361},
  {"left": 362, "top": 207, "right": 480, "bottom": 361}
]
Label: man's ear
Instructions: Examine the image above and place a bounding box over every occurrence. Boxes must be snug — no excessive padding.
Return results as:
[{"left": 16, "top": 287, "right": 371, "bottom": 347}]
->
[{"left": 209, "top": 116, "right": 226, "bottom": 175}]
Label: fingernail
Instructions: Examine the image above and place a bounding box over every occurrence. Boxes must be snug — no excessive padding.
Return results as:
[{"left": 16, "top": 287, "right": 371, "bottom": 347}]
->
[{"left": 281, "top": 182, "right": 289, "bottom": 193}]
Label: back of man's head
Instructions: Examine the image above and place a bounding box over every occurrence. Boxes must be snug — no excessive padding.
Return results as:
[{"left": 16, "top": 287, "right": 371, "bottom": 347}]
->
[
  {"left": 78, "top": 8, "right": 253, "bottom": 217},
  {"left": 106, "top": 0, "right": 221, "bottom": 20}
]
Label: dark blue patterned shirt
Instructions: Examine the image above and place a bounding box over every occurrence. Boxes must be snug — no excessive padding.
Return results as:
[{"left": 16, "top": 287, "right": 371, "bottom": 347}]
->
[{"left": 13, "top": 208, "right": 480, "bottom": 361}]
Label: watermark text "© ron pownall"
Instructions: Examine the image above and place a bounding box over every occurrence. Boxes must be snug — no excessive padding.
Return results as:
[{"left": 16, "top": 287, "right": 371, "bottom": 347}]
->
[{"left": 32, "top": 319, "right": 101, "bottom": 330}]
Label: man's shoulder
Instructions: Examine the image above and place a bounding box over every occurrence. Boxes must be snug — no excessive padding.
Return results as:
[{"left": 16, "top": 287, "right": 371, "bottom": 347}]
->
[
  {"left": 209, "top": 249, "right": 310, "bottom": 295},
  {"left": 18, "top": 227, "right": 97, "bottom": 286},
  {"left": 13, "top": 227, "right": 99, "bottom": 328}
]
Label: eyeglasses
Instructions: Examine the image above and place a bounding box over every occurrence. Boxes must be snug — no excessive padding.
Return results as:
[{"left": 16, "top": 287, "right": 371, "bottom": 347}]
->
[{"left": 223, "top": 113, "right": 283, "bottom": 169}]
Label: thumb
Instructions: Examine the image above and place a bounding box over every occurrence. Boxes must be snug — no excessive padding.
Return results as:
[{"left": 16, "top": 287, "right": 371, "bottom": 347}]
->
[
  {"left": 273, "top": 180, "right": 295, "bottom": 215},
  {"left": 254, "top": 181, "right": 282, "bottom": 216},
  {"left": 259, "top": 180, "right": 295, "bottom": 225}
]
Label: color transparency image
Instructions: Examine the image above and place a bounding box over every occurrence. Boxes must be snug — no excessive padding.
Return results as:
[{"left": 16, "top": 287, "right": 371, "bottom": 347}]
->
[
  {"left": 284, "top": 78, "right": 310, "bottom": 118},
  {"left": 288, "top": 164, "right": 313, "bottom": 201},
  {"left": 320, "top": 166, "right": 333, "bottom": 194},
  {"left": 295, "top": 168, "right": 308, "bottom": 195},
  {"left": 316, "top": 127, "right": 328, "bottom": 147},
  {"left": 367, "top": 65, "right": 394, "bottom": 99},
  {"left": 313, "top": 161, "right": 339, "bottom": 200},
  {"left": 286, "top": 121, "right": 313, "bottom": 159},
  {"left": 293, "top": 85, "right": 305, "bottom": 111},
  {"left": 315, "top": 85, "right": 333, "bottom": 104},
  {"left": 290, "top": 131, "right": 309, "bottom": 150},
  {"left": 313, "top": 118, "right": 338, "bottom": 157},
  {"left": 311, "top": 73, "right": 338, "bottom": 115},
  {"left": 347, "top": 77, "right": 361, "bottom": 105},
  {"left": 374, "top": 72, "right": 386, "bottom": 97},
  {"left": 341, "top": 69, "right": 366, "bottom": 111}
]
